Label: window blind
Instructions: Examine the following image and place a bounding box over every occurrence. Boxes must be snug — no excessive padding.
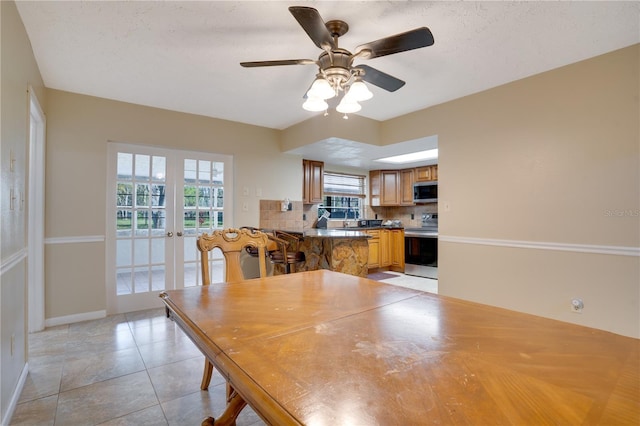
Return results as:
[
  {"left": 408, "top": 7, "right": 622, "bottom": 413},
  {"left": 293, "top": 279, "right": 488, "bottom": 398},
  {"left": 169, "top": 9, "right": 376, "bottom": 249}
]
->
[{"left": 323, "top": 172, "right": 365, "bottom": 197}]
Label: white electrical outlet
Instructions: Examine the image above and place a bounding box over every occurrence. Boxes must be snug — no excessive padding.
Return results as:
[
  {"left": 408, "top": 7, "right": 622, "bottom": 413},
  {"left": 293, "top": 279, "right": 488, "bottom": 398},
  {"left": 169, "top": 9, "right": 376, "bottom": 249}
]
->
[{"left": 571, "top": 298, "right": 584, "bottom": 313}]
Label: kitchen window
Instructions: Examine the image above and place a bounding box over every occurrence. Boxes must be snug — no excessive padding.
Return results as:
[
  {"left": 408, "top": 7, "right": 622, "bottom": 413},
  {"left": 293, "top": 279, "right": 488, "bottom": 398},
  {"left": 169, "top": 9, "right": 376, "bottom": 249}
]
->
[{"left": 319, "top": 172, "right": 365, "bottom": 219}]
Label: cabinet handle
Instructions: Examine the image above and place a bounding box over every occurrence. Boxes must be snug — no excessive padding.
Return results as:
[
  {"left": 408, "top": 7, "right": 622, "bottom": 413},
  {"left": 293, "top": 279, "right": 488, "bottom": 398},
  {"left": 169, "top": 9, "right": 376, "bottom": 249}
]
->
[
  {"left": 177, "top": 232, "right": 183, "bottom": 237},
  {"left": 167, "top": 232, "right": 173, "bottom": 237}
]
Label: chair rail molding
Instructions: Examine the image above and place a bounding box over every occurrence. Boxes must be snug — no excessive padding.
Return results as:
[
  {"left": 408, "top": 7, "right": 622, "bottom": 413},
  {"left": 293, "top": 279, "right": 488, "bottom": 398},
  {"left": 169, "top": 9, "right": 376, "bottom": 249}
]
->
[
  {"left": 44, "top": 235, "right": 105, "bottom": 244},
  {"left": 439, "top": 235, "right": 640, "bottom": 257},
  {"left": 1, "top": 248, "right": 28, "bottom": 276}
]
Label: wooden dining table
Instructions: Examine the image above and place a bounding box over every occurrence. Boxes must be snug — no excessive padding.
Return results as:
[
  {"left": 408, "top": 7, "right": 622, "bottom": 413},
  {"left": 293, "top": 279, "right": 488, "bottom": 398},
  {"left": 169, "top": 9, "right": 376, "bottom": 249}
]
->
[{"left": 160, "top": 270, "right": 639, "bottom": 425}]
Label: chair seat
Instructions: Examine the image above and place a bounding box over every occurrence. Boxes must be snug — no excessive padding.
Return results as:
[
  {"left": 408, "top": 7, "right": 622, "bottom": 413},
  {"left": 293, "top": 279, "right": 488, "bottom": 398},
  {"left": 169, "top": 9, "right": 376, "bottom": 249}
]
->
[{"left": 269, "top": 251, "right": 305, "bottom": 262}]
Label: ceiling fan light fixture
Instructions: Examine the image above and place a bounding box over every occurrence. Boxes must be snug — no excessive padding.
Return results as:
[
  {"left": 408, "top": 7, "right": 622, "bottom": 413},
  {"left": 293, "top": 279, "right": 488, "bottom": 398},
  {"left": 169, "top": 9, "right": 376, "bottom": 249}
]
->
[
  {"left": 348, "top": 80, "right": 373, "bottom": 101},
  {"left": 303, "top": 96, "right": 329, "bottom": 112},
  {"left": 307, "top": 76, "right": 335, "bottom": 100}
]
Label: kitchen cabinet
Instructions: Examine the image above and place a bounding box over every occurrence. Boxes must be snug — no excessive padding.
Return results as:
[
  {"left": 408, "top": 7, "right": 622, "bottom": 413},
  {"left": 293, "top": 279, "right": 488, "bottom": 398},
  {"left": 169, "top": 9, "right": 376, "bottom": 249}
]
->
[
  {"left": 379, "top": 229, "right": 390, "bottom": 267},
  {"left": 389, "top": 229, "right": 405, "bottom": 272},
  {"left": 366, "top": 228, "right": 404, "bottom": 272},
  {"left": 415, "top": 165, "right": 438, "bottom": 182},
  {"left": 303, "top": 159, "right": 324, "bottom": 204},
  {"left": 366, "top": 230, "right": 380, "bottom": 268},
  {"left": 400, "top": 169, "right": 415, "bottom": 205},
  {"left": 369, "top": 170, "right": 400, "bottom": 206}
]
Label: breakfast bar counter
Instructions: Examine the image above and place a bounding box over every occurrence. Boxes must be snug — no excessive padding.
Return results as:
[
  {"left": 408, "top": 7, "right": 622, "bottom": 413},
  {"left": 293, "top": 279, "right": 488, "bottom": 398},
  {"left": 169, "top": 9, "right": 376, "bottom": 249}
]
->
[{"left": 277, "top": 229, "right": 371, "bottom": 277}]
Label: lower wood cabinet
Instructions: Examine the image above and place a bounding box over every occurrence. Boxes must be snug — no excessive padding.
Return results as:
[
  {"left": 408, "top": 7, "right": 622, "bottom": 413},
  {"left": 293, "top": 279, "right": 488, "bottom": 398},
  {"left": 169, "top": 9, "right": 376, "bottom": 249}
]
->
[
  {"left": 366, "top": 228, "right": 404, "bottom": 272},
  {"left": 389, "top": 229, "right": 405, "bottom": 271},
  {"left": 367, "top": 230, "right": 380, "bottom": 268}
]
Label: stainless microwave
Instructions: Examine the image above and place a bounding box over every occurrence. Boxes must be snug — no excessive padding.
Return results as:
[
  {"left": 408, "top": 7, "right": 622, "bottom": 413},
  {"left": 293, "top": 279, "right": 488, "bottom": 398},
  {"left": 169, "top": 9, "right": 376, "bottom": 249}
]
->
[{"left": 413, "top": 181, "right": 438, "bottom": 203}]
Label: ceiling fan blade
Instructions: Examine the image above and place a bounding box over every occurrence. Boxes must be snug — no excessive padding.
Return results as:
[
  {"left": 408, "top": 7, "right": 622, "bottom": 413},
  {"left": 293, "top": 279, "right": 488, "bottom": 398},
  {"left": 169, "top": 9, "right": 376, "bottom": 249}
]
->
[
  {"left": 288, "top": 6, "right": 335, "bottom": 50},
  {"left": 357, "top": 65, "right": 406, "bottom": 92},
  {"left": 240, "top": 59, "right": 316, "bottom": 68},
  {"left": 356, "top": 27, "right": 434, "bottom": 59}
]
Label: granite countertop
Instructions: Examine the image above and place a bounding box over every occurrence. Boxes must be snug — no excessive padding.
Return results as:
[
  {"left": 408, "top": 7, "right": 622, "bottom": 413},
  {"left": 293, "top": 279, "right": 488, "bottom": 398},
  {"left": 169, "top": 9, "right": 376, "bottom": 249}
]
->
[
  {"left": 266, "top": 227, "right": 405, "bottom": 239},
  {"left": 302, "top": 229, "right": 371, "bottom": 238}
]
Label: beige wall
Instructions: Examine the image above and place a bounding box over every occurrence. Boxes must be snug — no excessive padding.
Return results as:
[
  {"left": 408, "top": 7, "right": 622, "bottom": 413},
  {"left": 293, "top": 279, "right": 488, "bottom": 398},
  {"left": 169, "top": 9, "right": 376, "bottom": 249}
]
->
[
  {"left": 0, "top": 0, "right": 46, "bottom": 422},
  {"left": 44, "top": 89, "right": 302, "bottom": 319},
  {"left": 389, "top": 45, "right": 639, "bottom": 337}
]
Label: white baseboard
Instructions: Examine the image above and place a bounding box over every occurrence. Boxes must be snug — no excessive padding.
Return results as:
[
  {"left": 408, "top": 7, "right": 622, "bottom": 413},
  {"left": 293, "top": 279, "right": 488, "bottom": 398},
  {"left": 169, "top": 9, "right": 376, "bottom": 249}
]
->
[
  {"left": 45, "top": 310, "right": 107, "bottom": 327},
  {"left": 2, "top": 362, "right": 29, "bottom": 426}
]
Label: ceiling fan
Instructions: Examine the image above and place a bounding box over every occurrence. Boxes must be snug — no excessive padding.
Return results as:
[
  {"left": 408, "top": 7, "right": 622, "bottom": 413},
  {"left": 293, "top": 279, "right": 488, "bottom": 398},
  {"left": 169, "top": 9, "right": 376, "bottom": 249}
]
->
[{"left": 240, "top": 6, "right": 434, "bottom": 115}]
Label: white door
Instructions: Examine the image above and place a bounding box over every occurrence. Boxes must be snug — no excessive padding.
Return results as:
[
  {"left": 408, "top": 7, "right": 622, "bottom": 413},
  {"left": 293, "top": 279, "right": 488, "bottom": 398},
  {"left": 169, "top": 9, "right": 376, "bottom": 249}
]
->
[{"left": 106, "top": 143, "right": 233, "bottom": 314}]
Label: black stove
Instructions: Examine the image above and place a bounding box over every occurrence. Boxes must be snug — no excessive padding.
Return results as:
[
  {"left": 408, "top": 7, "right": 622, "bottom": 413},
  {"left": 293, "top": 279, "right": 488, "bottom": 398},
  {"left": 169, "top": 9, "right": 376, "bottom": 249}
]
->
[{"left": 404, "top": 214, "right": 438, "bottom": 278}]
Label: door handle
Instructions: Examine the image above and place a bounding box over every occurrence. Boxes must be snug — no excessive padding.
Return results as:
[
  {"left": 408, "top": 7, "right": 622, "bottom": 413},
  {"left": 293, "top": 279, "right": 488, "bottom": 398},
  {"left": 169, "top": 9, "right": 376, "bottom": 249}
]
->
[
  {"left": 167, "top": 232, "right": 173, "bottom": 237},
  {"left": 177, "top": 232, "right": 183, "bottom": 237}
]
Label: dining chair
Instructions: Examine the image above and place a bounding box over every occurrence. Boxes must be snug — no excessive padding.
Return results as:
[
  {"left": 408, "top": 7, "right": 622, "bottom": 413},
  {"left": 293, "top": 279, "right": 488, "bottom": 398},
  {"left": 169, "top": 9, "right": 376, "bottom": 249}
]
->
[{"left": 196, "top": 227, "right": 269, "bottom": 390}]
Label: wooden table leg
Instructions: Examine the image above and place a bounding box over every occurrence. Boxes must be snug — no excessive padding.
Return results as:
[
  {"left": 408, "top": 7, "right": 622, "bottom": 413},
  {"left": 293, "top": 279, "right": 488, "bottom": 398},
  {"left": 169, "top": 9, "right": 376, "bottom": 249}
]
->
[{"left": 201, "top": 388, "right": 248, "bottom": 426}]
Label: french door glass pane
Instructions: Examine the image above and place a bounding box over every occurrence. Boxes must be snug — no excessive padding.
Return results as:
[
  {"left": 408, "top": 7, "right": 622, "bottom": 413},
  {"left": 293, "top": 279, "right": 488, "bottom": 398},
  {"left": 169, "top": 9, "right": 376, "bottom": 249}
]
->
[
  {"left": 115, "top": 152, "right": 168, "bottom": 296},
  {"left": 182, "top": 158, "right": 225, "bottom": 287}
]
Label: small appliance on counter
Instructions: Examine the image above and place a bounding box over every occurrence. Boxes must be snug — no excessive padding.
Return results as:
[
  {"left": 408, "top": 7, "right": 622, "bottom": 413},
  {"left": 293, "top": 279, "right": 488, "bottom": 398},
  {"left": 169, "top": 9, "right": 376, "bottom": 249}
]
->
[
  {"left": 383, "top": 220, "right": 402, "bottom": 227},
  {"left": 316, "top": 211, "right": 330, "bottom": 228},
  {"left": 357, "top": 219, "right": 382, "bottom": 228}
]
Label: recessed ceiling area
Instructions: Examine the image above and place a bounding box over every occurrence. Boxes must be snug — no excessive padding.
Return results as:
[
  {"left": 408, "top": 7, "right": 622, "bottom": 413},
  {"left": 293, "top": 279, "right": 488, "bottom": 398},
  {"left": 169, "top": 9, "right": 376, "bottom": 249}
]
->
[{"left": 285, "top": 135, "right": 438, "bottom": 170}]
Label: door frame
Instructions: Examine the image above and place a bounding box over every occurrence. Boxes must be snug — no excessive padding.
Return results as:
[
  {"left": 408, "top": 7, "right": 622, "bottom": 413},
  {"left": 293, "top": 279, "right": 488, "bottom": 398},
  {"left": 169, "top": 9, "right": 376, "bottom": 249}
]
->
[
  {"left": 105, "top": 142, "right": 234, "bottom": 314},
  {"left": 27, "top": 86, "right": 46, "bottom": 333}
]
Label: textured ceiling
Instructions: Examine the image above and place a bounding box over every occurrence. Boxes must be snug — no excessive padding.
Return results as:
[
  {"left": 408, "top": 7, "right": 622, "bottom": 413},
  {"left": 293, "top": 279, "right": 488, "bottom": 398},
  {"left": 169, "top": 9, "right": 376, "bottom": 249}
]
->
[
  {"left": 15, "top": 1, "right": 639, "bottom": 168},
  {"left": 16, "top": 1, "right": 639, "bottom": 131}
]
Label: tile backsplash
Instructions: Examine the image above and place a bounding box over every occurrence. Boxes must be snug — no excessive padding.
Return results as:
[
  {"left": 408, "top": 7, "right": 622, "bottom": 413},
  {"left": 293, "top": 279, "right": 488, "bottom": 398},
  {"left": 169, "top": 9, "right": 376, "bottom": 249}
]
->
[
  {"left": 259, "top": 199, "right": 437, "bottom": 230},
  {"left": 259, "top": 199, "right": 305, "bottom": 231}
]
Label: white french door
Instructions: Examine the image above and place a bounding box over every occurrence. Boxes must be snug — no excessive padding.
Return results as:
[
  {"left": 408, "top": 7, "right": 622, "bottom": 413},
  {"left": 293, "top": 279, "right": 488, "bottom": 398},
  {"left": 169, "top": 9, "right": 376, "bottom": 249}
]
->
[{"left": 106, "top": 143, "right": 233, "bottom": 314}]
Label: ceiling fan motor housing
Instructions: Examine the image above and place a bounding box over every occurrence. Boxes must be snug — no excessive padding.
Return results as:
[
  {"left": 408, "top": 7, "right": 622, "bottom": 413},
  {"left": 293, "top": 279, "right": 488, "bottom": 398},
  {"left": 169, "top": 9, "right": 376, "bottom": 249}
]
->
[{"left": 318, "top": 49, "right": 354, "bottom": 92}]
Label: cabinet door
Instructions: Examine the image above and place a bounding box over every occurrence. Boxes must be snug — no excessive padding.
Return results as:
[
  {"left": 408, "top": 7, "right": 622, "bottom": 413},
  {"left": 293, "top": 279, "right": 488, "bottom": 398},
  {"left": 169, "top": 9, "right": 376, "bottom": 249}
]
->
[
  {"left": 369, "top": 170, "right": 381, "bottom": 207},
  {"left": 415, "top": 166, "right": 431, "bottom": 182},
  {"left": 303, "top": 159, "right": 324, "bottom": 204},
  {"left": 381, "top": 171, "right": 400, "bottom": 205},
  {"left": 400, "top": 169, "right": 415, "bottom": 205},
  {"left": 390, "top": 229, "right": 405, "bottom": 271},
  {"left": 366, "top": 230, "right": 380, "bottom": 268},
  {"left": 415, "top": 165, "right": 438, "bottom": 182},
  {"left": 379, "top": 229, "right": 391, "bottom": 267},
  {"left": 430, "top": 165, "right": 438, "bottom": 181}
]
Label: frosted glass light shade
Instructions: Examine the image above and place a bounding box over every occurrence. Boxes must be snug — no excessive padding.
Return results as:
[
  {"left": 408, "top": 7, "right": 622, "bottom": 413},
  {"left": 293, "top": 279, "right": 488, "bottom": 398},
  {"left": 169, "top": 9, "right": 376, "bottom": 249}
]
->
[
  {"left": 303, "top": 96, "right": 328, "bottom": 112},
  {"left": 348, "top": 81, "right": 373, "bottom": 101},
  {"left": 307, "top": 77, "right": 335, "bottom": 100},
  {"left": 336, "top": 97, "right": 361, "bottom": 113}
]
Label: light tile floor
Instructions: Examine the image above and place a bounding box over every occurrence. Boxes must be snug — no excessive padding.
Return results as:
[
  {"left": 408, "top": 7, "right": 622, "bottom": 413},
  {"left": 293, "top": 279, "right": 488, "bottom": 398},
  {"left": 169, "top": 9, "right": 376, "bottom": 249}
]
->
[
  {"left": 11, "top": 309, "right": 264, "bottom": 426},
  {"left": 11, "top": 273, "right": 437, "bottom": 425}
]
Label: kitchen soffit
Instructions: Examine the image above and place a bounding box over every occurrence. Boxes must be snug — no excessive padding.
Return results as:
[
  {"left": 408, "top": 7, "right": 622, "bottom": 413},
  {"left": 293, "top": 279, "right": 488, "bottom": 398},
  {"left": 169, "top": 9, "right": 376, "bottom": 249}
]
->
[{"left": 285, "top": 136, "right": 438, "bottom": 170}]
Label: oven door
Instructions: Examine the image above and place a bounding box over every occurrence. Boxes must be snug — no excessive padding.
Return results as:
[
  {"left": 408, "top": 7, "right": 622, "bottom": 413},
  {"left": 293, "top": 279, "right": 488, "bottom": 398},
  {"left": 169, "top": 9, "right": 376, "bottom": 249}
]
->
[{"left": 404, "top": 234, "right": 438, "bottom": 278}]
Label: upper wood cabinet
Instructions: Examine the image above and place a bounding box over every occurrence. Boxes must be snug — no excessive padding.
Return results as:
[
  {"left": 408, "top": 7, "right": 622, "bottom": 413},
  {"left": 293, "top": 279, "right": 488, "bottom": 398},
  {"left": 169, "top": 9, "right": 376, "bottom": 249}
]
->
[
  {"left": 400, "top": 169, "right": 415, "bottom": 205},
  {"left": 303, "top": 159, "right": 324, "bottom": 204},
  {"left": 370, "top": 170, "right": 400, "bottom": 206},
  {"left": 370, "top": 164, "right": 436, "bottom": 206},
  {"left": 415, "top": 165, "right": 438, "bottom": 182}
]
